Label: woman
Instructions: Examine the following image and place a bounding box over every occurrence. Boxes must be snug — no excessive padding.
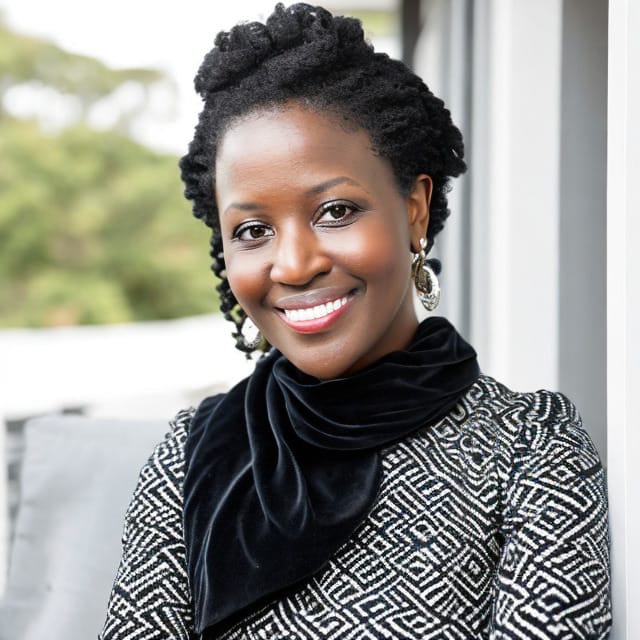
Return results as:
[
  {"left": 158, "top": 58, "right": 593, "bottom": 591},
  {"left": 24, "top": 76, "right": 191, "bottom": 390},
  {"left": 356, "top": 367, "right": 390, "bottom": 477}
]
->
[{"left": 101, "top": 4, "right": 611, "bottom": 638}]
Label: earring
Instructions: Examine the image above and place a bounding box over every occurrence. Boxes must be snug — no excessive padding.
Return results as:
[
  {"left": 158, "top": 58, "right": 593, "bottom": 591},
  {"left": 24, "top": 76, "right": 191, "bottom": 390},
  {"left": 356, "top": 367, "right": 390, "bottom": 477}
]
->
[
  {"left": 234, "top": 316, "right": 263, "bottom": 356},
  {"left": 412, "top": 237, "right": 440, "bottom": 311}
]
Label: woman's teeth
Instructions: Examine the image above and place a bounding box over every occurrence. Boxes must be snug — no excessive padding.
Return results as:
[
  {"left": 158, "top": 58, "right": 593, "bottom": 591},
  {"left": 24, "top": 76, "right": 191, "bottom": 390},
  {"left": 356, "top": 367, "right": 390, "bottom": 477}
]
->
[{"left": 283, "top": 296, "right": 349, "bottom": 322}]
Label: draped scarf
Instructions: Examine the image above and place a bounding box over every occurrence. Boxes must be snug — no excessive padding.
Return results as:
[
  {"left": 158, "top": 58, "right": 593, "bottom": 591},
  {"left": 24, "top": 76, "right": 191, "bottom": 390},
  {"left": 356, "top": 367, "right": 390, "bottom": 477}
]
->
[{"left": 183, "top": 316, "right": 480, "bottom": 634}]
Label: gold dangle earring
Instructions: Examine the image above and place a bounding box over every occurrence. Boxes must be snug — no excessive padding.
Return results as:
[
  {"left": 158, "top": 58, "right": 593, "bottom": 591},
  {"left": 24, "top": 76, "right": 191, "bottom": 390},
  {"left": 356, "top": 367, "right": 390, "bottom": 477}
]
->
[{"left": 412, "top": 237, "right": 440, "bottom": 311}]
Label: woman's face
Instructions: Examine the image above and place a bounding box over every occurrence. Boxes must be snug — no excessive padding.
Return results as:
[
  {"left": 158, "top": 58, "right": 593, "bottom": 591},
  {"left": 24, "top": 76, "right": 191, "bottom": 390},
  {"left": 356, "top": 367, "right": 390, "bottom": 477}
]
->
[{"left": 216, "top": 104, "right": 431, "bottom": 379}]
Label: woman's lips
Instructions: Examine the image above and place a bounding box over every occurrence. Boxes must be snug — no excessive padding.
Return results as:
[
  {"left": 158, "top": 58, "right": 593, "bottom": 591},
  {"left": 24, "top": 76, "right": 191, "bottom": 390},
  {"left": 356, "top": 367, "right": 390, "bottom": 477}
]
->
[{"left": 277, "top": 293, "right": 354, "bottom": 333}]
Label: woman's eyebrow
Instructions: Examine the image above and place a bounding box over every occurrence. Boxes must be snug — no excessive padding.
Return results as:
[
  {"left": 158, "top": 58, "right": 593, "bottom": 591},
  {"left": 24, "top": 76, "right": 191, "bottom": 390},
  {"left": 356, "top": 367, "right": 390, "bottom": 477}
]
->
[
  {"left": 224, "top": 177, "right": 363, "bottom": 215},
  {"left": 223, "top": 202, "right": 260, "bottom": 215},
  {"left": 306, "top": 176, "right": 361, "bottom": 195}
]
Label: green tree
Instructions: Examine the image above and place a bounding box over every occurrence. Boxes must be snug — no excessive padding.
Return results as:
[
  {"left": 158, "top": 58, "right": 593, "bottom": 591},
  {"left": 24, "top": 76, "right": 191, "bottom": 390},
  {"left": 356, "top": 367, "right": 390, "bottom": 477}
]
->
[
  {"left": 0, "top": 17, "right": 216, "bottom": 327},
  {"left": 0, "top": 17, "right": 165, "bottom": 121}
]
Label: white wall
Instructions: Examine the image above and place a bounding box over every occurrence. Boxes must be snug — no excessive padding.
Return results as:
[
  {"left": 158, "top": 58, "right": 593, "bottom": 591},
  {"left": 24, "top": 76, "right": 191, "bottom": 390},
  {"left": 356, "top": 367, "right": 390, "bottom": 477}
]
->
[
  {"left": 607, "top": 1, "right": 640, "bottom": 637},
  {"left": 558, "top": 0, "right": 608, "bottom": 462},
  {"left": 418, "top": 0, "right": 566, "bottom": 393},
  {"left": 468, "top": 0, "right": 563, "bottom": 395},
  {"left": 414, "top": 0, "right": 472, "bottom": 337}
]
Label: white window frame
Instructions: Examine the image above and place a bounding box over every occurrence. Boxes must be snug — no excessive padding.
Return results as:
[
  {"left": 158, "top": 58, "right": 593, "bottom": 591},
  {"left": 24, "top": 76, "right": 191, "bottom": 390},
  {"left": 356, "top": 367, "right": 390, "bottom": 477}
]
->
[{"left": 607, "top": 1, "right": 640, "bottom": 637}]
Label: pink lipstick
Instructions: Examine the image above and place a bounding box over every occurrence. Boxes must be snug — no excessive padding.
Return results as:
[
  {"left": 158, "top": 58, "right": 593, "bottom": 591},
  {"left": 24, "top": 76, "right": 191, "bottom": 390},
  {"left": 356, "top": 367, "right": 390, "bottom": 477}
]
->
[{"left": 277, "top": 293, "right": 353, "bottom": 333}]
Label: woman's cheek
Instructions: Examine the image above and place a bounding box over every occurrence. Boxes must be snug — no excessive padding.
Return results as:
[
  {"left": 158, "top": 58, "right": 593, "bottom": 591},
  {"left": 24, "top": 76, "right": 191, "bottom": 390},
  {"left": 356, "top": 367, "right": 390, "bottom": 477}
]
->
[
  {"left": 333, "top": 218, "right": 409, "bottom": 278},
  {"left": 225, "top": 256, "right": 267, "bottom": 308}
]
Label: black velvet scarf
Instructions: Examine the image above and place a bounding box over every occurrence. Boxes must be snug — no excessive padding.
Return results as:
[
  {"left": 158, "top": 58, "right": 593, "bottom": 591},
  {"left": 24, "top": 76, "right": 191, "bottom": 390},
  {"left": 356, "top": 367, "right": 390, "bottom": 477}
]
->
[{"left": 183, "top": 316, "right": 480, "bottom": 635}]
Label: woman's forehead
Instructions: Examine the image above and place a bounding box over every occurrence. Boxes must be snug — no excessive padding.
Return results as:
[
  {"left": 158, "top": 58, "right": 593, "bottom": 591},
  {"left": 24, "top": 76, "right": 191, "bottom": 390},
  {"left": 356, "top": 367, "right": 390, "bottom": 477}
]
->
[
  {"left": 218, "top": 102, "right": 366, "bottom": 151},
  {"left": 215, "top": 105, "right": 392, "bottom": 199},
  {"left": 217, "top": 106, "right": 370, "bottom": 168}
]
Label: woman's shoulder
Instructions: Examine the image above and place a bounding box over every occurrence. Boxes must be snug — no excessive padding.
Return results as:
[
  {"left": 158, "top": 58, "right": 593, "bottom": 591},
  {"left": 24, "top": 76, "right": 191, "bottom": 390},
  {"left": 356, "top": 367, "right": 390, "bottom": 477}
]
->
[
  {"left": 136, "top": 395, "right": 228, "bottom": 483},
  {"left": 458, "top": 374, "right": 603, "bottom": 478},
  {"left": 464, "top": 374, "right": 588, "bottom": 437},
  {"left": 149, "top": 407, "right": 194, "bottom": 461},
  {"left": 129, "top": 407, "right": 196, "bottom": 497},
  {"left": 100, "top": 409, "right": 198, "bottom": 639},
  {"left": 118, "top": 408, "right": 199, "bottom": 544},
  {"left": 465, "top": 373, "right": 578, "bottom": 413}
]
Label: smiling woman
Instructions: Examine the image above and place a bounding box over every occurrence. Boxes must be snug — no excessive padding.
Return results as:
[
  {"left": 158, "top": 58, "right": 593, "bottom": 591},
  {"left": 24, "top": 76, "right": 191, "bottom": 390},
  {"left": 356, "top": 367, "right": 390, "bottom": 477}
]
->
[
  {"left": 217, "top": 106, "right": 430, "bottom": 379},
  {"left": 100, "top": 4, "right": 611, "bottom": 639}
]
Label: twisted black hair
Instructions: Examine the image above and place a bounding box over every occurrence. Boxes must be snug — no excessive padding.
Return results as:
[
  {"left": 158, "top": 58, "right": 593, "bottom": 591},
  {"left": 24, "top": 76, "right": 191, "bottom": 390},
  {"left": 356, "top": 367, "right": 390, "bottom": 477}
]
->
[{"left": 179, "top": 3, "right": 466, "bottom": 355}]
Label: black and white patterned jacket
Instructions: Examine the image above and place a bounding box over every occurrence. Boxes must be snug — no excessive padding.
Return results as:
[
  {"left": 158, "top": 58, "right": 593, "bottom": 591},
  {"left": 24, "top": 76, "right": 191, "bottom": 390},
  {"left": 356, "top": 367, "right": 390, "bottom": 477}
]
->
[{"left": 100, "top": 375, "right": 611, "bottom": 639}]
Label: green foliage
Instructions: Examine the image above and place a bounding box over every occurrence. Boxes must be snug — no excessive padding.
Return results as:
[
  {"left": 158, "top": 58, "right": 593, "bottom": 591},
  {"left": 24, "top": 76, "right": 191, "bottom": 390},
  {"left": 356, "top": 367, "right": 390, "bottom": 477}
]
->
[
  {"left": 0, "top": 18, "right": 163, "bottom": 107},
  {"left": 0, "top": 19, "right": 217, "bottom": 327}
]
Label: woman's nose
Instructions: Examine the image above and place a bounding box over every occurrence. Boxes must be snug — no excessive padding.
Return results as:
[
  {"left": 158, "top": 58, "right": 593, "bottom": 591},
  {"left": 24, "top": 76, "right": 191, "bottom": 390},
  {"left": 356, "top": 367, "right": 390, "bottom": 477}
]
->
[{"left": 269, "top": 227, "right": 332, "bottom": 286}]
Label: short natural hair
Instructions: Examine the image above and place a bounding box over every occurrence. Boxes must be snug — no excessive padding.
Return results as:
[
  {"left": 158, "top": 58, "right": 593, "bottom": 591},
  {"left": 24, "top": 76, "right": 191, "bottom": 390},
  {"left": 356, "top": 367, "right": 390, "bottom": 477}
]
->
[{"left": 179, "top": 2, "right": 466, "bottom": 354}]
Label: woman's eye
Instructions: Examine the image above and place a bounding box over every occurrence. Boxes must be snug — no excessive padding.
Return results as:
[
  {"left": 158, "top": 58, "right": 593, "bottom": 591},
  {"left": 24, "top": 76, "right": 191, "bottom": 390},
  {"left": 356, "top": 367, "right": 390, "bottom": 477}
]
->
[
  {"left": 316, "top": 201, "right": 359, "bottom": 225},
  {"left": 233, "top": 222, "right": 273, "bottom": 242}
]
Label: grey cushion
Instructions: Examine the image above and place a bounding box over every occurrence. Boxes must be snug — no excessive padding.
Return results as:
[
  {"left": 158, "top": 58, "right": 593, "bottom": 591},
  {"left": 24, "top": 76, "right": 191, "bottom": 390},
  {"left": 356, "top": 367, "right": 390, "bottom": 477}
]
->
[{"left": 0, "top": 415, "right": 170, "bottom": 640}]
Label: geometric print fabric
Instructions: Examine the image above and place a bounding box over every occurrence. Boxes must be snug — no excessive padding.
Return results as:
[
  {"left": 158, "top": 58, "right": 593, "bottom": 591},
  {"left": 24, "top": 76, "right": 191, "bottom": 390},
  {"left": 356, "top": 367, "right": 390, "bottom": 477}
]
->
[{"left": 100, "top": 375, "right": 611, "bottom": 639}]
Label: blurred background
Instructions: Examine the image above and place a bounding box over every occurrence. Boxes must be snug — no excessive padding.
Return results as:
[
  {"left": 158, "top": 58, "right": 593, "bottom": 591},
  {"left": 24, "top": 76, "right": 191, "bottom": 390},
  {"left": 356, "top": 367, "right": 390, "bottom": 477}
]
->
[
  {"left": 1, "top": 0, "right": 638, "bottom": 637},
  {"left": 0, "top": 0, "right": 402, "bottom": 599},
  {"left": 0, "top": 1, "right": 400, "bottom": 416}
]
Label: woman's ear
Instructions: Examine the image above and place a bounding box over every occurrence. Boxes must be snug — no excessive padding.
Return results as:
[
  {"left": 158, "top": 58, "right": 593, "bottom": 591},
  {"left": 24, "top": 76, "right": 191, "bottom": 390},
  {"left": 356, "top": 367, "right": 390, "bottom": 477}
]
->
[{"left": 407, "top": 174, "right": 432, "bottom": 252}]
